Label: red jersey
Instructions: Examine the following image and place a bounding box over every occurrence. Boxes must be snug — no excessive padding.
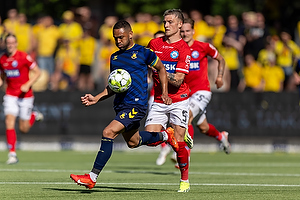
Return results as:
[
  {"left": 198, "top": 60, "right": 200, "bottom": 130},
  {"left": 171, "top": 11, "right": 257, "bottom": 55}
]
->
[
  {"left": 0, "top": 50, "right": 37, "bottom": 98},
  {"left": 148, "top": 37, "right": 191, "bottom": 103},
  {"left": 185, "top": 41, "right": 218, "bottom": 95}
]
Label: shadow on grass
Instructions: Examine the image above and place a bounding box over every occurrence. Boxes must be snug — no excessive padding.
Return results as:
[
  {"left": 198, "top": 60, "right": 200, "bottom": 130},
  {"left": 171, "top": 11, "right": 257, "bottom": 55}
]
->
[
  {"left": 113, "top": 170, "right": 176, "bottom": 176},
  {"left": 45, "top": 186, "right": 162, "bottom": 193}
]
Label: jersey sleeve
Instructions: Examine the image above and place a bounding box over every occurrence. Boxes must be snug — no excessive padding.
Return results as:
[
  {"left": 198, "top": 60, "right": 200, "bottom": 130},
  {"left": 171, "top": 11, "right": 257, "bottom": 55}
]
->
[
  {"left": 144, "top": 47, "right": 159, "bottom": 68},
  {"left": 176, "top": 45, "right": 191, "bottom": 74},
  {"left": 206, "top": 43, "right": 219, "bottom": 59},
  {"left": 25, "top": 54, "right": 37, "bottom": 69}
]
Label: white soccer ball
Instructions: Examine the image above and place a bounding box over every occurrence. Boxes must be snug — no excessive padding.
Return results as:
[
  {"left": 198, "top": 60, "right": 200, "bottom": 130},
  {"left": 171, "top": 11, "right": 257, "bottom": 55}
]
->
[{"left": 108, "top": 69, "right": 132, "bottom": 93}]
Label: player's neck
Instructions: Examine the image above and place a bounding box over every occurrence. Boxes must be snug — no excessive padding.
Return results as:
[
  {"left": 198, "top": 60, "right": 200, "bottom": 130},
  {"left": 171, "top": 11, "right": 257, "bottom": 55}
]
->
[
  {"left": 7, "top": 50, "right": 17, "bottom": 57},
  {"left": 187, "top": 39, "right": 195, "bottom": 47},
  {"left": 166, "top": 34, "right": 182, "bottom": 44}
]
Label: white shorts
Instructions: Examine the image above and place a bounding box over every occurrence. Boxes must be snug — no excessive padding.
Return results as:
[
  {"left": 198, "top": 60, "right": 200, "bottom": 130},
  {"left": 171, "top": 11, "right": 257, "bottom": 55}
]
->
[
  {"left": 145, "top": 99, "right": 189, "bottom": 129},
  {"left": 3, "top": 94, "right": 34, "bottom": 120},
  {"left": 189, "top": 90, "right": 212, "bottom": 125}
]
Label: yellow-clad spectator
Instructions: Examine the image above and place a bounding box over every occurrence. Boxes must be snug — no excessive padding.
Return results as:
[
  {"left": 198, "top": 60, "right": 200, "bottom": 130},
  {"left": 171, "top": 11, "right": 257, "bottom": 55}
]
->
[
  {"left": 0, "top": 16, "right": 6, "bottom": 53},
  {"left": 190, "top": 10, "right": 209, "bottom": 42},
  {"left": 203, "top": 15, "right": 215, "bottom": 41},
  {"left": 58, "top": 10, "right": 83, "bottom": 51},
  {"left": 132, "top": 13, "right": 159, "bottom": 47},
  {"left": 212, "top": 15, "right": 226, "bottom": 49},
  {"left": 36, "top": 16, "right": 60, "bottom": 76},
  {"left": 257, "top": 39, "right": 276, "bottom": 67},
  {"left": 238, "top": 54, "right": 263, "bottom": 92},
  {"left": 99, "top": 15, "right": 118, "bottom": 45},
  {"left": 98, "top": 39, "right": 118, "bottom": 82},
  {"left": 3, "top": 9, "right": 19, "bottom": 34},
  {"left": 78, "top": 28, "right": 97, "bottom": 91},
  {"left": 275, "top": 31, "right": 300, "bottom": 88},
  {"left": 32, "top": 16, "right": 45, "bottom": 39},
  {"left": 51, "top": 39, "right": 79, "bottom": 91},
  {"left": 219, "top": 43, "right": 240, "bottom": 90},
  {"left": 15, "top": 13, "right": 33, "bottom": 53},
  {"left": 262, "top": 55, "right": 285, "bottom": 92}
]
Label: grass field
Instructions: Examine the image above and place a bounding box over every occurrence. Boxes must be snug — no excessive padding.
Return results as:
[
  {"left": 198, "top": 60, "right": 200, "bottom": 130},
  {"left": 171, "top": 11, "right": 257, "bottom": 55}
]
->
[{"left": 0, "top": 150, "right": 299, "bottom": 200}]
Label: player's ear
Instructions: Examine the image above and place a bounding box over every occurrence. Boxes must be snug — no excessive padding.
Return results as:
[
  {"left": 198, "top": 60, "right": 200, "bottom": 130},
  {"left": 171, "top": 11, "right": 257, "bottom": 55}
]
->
[{"left": 129, "top": 31, "right": 133, "bottom": 40}]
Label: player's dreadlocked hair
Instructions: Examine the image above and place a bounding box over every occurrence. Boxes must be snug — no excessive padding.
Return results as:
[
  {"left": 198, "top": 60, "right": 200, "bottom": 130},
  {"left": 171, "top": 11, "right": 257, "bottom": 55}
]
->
[
  {"left": 113, "top": 20, "right": 132, "bottom": 31},
  {"left": 163, "top": 9, "right": 184, "bottom": 23}
]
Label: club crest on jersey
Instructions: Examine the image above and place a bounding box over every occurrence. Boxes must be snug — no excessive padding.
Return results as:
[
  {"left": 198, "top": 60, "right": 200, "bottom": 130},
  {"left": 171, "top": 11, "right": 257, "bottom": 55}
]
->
[
  {"left": 12, "top": 60, "right": 18, "bottom": 67},
  {"left": 192, "top": 51, "right": 199, "bottom": 59},
  {"left": 170, "top": 51, "right": 179, "bottom": 59},
  {"left": 131, "top": 51, "right": 138, "bottom": 59}
]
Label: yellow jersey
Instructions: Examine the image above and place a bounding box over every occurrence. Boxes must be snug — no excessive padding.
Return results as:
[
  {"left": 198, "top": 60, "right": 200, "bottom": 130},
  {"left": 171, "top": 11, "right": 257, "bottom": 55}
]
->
[
  {"left": 78, "top": 36, "right": 97, "bottom": 66},
  {"left": 219, "top": 45, "right": 239, "bottom": 70},
  {"left": 262, "top": 65, "right": 284, "bottom": 92},
  {"left": 55, "top": 47, "right": 78, "bottom": 76},
  {"left": 37, "top": 25, "right": 60, "bottom": 56},
  {"left": 15, "top": 23, "right": 32, "bottom": 52},
  {"left": 243, "top": 62, "right": 263, "bottom": 88}
]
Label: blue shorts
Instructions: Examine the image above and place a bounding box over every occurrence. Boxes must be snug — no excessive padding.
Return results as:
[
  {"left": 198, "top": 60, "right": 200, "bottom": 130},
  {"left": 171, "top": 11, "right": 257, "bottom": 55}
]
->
[{"left": 114, "top": 105, "right": 147, "bottom": 132}]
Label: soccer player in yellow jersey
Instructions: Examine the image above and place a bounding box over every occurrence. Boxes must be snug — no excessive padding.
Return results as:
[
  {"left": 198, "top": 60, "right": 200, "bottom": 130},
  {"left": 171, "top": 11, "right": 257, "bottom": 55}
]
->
[{"left": 78, "top": 28, "right": 97, "bottom": 91}]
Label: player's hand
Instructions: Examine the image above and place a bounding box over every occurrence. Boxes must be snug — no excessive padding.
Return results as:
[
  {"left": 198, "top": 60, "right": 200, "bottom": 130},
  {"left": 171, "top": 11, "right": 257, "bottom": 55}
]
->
[
  {"left": 81, "top": 94, "right": 97, "bottom": 106},
  {"left": 161, "top": 94, "right": 172, "bottom": 105},
  {"left": 20, "top": 83, "right": 30, "bottom": 93},
  {"left": 215, "top": 76, "right": 224, "bottom": 89}
]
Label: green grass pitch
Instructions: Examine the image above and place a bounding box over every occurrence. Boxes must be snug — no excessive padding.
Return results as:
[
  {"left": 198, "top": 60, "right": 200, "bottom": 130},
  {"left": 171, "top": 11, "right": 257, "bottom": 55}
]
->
[{"left": 0, "top": 150, "right": 299, "bottom": 200}]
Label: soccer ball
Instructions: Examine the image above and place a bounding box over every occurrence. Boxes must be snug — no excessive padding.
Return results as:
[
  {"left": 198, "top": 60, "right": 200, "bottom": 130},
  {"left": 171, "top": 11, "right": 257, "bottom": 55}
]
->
[{"left": 108, "top": 69, "right": 132, "bottom": 93}]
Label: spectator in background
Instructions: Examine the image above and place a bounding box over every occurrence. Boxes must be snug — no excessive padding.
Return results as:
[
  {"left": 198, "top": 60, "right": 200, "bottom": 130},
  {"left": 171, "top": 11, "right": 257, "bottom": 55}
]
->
[
  {"left": 190, "top": 9, "right": 209, "bottom": 42},
  {"left": 36, "top": 16, "right": 60, "bottom": 83},
  {"left": 58, "top": 10, "right": 83, "bottom": 52},
  {"left": 77, "top": 28, "right": 97, "bottom": 91},
  {"left": 257, "top": 39, "right": 276, "bottom": 67},
  {"left": 212, "top": 15, "right": 226, "bottom": 49},
  {"left": 261, "top": 54, "right": 284, "bottom": 92},
  {"left": 218, "top": 40, "right": 240, "bottom": 90},
  {"left": 203, "top": 15, "right": 215, "bottom": 42},
  {"left": 295, "top": 20, "right": 300, "bottom": 46},
  {"left": 3, "top": 9, "right": 19, "bottom": 34},
  {"left": 76, "top": 6, "right": 99, "bottom": 38},
  {"left": 0, "top": 16, "right": 6, "bottom": 54},
  {"left": 274, "top": 31, "right": 300, "bottom": 90},
  {"left": 15, "top": 13, "right": 33, "bottom": 54},
  {"left": 132, "top": 13, "right": 159, "bottom": 47},
  {"left": 243, "top": 12, "right": 270, "bottom": 60},
  {"left": 98, "top": 15, "right": 118, "bottom": 45},
  {"left": 238, "top": 54, "right": 263, "bottom": 92},
  {"left": 51, "top": 39, "right": 79, "bottom": 91}
]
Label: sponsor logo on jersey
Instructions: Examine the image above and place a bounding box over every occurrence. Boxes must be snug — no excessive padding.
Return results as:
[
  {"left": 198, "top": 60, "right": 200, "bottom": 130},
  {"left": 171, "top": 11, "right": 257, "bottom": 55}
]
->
[
  {"left": 12, "top": 60, "right": 18, "bottom": 67},
  {"left": 119, "top": 112, "right": 126, "bottom": 119},
  {"left": 113, "top": 55, "right": 118, "bottom": 60},
  {"left": 129, "top": 108, "right": 138, "bottom": 118},
  {"left": 189, "top": 61, "right": 200, "bottom": 71},
  {"left": 192, "top": 50, "right": 199, "bottom": 59},
  {"left": 170, "top": 51, "right": 179, "bottom": 59},
  {"left": 162, "top": 61, "right": 176, "bottom": 73},
  {"left": 5, "top": 69, "right": 20, "bottom": 77}
]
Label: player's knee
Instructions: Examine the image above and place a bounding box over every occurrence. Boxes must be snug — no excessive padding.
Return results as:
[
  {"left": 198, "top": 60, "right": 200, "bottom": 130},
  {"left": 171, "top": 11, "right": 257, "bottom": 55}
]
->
[
  {"left": 19, "top": 125, "right": 30, "bottom": 134},
  {"left": 198, "top": 123, "right": 209, "bottom": 134},
  {"left": 102, "top": 128, "right": 117, "bottom": 139},
  {"left": 126, "top": 140, "right": 139, "bottom": 149}
]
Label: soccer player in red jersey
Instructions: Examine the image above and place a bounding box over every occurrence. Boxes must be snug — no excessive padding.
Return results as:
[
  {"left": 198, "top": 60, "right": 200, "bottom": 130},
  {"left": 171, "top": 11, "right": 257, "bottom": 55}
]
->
[
  {"left": 0, "top": 34, "right": 43, "bottom": 164},
  {"left": 145, "top": 9, "right": 191, "bottom": 192},
  {"left": 180, "top": 18, "right": 231, "bottom": 154}
]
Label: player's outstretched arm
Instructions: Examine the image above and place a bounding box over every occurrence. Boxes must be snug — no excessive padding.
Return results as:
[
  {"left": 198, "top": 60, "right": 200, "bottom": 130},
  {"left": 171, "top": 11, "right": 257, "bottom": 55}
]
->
[
  {"left": 153, "top": 59, "right": 172, "bottom": 105},
  {"left": 81, "top": 86, "right": 115, "bottom": 106}
]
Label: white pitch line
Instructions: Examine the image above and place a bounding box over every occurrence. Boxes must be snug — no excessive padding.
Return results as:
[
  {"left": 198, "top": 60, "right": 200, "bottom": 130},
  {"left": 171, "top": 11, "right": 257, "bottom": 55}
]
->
[
  {"left": 1, "top": 169, "right": 300, "bottom": 177},
  {"left": 0, "top": 182, "right": 299, "bottom": 187}
]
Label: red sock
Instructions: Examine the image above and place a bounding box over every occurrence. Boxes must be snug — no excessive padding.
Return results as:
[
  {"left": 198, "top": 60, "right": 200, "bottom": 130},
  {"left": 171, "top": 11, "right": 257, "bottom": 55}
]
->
[
  {"left": 188, "top": 124, "right": 194, "bottom": 139},
  {"left": 6, "top": 129, "right": 17, "bottom": 152},
  {"left": 29, "top": 112, "right": 35, "bottom": 126},
  {"left": 177, "top": 142, "right": 189, "bottom": 181},
  {"left": 206, "top": 123, "right": 222, "bottom": 141},
  {"left": 161, "top": 142, "right": 167, "bottom": 148}
]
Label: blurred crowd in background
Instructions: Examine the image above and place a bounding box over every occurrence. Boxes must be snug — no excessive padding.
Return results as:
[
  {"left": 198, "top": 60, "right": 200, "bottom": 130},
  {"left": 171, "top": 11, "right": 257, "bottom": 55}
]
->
[{"left": 0, "top": 7, "right": 300, "bottom": 93}]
